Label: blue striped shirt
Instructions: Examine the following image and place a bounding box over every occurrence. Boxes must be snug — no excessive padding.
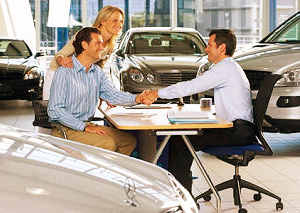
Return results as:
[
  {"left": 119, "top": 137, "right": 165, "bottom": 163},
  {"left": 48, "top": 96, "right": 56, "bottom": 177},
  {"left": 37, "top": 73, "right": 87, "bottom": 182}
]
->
[{"left": 48, "top": 55, "right": 136, "bottom": 131}]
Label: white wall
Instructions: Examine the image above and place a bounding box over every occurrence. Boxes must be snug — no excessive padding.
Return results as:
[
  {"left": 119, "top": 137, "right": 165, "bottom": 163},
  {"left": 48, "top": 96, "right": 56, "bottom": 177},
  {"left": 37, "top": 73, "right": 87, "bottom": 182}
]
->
[{"left": 0, "top": 0, "right": 36, "bottom": 53}]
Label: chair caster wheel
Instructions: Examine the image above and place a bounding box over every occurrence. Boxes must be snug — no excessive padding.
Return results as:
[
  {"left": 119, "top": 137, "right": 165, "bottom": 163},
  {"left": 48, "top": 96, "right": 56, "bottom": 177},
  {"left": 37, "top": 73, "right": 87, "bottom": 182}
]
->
[
  {"left": 203, "top": 195, "right": 211, "bottom": 201},
  {"left": 238, "top": 208, "right": 247, "bottom": 213},
  {"left": 253, "top": 193, "right": 262, "bottom": 201},
  {"left": 276, "top": 202, "right": 283, "bottom": 210}
]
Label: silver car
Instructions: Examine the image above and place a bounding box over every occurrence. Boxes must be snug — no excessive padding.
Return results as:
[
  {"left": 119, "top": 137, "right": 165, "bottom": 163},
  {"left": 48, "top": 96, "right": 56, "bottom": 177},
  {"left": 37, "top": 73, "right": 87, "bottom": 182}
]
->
[
  {"left": 234, "top": 12, "right": 300, "bottom": 132},
  {"left": 198, "top": 12, "right": 300, "bottom": 132},
  {"left": 0, "top": 124, "right": 198, "bottom": 213}
]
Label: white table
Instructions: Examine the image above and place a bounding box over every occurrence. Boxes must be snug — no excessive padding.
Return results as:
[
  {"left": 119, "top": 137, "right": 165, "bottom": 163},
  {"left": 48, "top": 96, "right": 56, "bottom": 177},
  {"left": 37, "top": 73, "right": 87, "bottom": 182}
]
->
[{"left": 99, "top": 104, "right": 233, "bottom": 213}]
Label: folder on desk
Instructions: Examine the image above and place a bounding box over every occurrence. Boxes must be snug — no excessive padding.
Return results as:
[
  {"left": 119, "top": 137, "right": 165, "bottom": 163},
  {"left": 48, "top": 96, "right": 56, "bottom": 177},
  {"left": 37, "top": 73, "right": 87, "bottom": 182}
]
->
[{"left": 167, "top": 111, "right": 218, "bottom": 124}]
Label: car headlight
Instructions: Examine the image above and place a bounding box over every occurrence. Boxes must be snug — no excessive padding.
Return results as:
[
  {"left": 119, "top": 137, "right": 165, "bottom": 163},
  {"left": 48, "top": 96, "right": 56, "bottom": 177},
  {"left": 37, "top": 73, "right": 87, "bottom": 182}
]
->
[
  {"left": 24, "top": 69, "right": 40, "bottom": 80},
  {"left": 146, "top": 73, "right": 155, "bottom": 83},
  {"left": 128, "top": 68, "right": 144, "bottom": 83},
  {"left": 197, "top": 62, "right": 212, "bottom": 77},
  {"left": 163, "top": 174, "right": 198, "bottom": 213},
  {"left": 275, "top": 69, "right": 300, "bottom": 87}
]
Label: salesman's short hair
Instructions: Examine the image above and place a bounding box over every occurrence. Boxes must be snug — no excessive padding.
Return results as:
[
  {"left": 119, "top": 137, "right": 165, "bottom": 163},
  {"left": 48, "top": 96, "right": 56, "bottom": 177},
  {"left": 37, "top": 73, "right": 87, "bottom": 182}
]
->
[{"left": 209, "top": 29, "right": 236, "bottom": 57}]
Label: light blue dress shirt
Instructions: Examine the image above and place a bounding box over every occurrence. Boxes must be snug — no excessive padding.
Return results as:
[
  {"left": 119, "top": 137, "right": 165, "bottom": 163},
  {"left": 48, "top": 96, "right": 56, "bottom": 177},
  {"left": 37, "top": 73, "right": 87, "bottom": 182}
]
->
[
  {"left": 48, "top": 55, "right": 136, "bottom": 131},
  {"left": 158, "top": 57, "right": 253, "bottom": 122}
]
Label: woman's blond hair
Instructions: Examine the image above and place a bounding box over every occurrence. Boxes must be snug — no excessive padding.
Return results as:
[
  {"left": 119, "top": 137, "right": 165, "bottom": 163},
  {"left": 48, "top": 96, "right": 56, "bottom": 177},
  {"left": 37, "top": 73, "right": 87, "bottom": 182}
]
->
[{"left": 92, "top": 5, "right": 124, "bottom": 67}]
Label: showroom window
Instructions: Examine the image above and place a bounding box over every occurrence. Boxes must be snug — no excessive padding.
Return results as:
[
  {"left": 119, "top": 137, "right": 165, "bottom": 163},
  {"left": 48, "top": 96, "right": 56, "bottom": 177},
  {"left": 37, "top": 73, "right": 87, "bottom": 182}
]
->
[{"left": 29, "top": 0, "right": 299, "bottom": 52}]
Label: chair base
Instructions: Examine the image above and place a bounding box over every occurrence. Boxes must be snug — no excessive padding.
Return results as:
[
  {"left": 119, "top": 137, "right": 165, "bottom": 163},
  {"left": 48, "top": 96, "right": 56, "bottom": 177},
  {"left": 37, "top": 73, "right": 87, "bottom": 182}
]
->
[{"left": 195, "top": 174, "right": 283, "bottom": 211}]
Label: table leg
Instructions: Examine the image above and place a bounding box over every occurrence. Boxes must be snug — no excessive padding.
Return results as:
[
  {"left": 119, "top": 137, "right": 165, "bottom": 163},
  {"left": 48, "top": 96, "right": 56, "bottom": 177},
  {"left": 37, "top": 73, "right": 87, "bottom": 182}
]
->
[
  {"left": 137, "top": 130, "right": 157, "bottom": 162},
  {"left": 181, "top": 135, "right": 221, "bottom": 213},
  {"left": 152, "top": 135, "right": 171, "bottom": 164}
]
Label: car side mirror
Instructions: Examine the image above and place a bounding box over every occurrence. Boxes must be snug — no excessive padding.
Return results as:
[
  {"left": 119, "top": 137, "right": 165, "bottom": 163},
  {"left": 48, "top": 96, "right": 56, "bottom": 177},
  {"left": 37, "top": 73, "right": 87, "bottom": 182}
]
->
[
  {"left": 35, "top": 51, "right": 45, "bottom": 58},
  {"left": 115, "top": 49, "right": 124, "bottom": 57}
]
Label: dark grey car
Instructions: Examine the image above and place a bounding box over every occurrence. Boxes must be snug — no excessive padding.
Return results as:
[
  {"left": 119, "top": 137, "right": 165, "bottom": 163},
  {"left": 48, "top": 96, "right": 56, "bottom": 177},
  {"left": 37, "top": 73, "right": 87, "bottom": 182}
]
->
[
  {"left": 110, "top": 27, "right": 207, "bottom": 103},
  {"left": 0, "top": 37, "right": 44, "bottom": 100}
]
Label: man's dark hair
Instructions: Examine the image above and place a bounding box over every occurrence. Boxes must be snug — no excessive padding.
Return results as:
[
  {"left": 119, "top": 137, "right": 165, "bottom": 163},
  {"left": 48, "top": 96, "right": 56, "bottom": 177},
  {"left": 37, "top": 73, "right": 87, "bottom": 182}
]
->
[
  {"left": 209, "top": 29, "right": 236, "bottom": 57},
  {"left": 73, "top": 27, "right": 101, "bottom": 55}
]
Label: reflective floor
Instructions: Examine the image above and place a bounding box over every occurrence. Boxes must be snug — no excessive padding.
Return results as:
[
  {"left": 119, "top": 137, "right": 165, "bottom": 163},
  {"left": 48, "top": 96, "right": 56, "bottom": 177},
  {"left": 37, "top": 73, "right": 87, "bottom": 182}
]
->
[{"left": 1, "top": 99, "right": 300, "bottom": 212}]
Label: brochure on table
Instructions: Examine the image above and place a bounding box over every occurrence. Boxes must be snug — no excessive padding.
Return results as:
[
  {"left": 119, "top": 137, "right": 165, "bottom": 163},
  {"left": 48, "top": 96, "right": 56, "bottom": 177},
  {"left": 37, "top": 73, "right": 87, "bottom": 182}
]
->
[{"left": 167, "top": 111, "right": 218, "bottom": 124}]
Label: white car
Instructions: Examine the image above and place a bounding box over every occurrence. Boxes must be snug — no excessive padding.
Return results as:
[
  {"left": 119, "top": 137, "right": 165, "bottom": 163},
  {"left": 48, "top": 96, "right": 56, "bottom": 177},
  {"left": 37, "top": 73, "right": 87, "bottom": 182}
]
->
[{"left": 0, "top": 124, "right": 198, "bottom": 213}]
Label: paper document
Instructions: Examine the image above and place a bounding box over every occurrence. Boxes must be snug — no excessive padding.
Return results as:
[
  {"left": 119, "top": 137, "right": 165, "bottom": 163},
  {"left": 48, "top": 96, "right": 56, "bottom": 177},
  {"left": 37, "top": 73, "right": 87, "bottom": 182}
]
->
[
  {"left": 125, "top": 105, "right": 171, "bottom": 109},
  {"left": 113, "top": 112, "right": 157, "bottom": 118},
  {"left": 167, "top": 111, "right": 209, "bottom": 119}
]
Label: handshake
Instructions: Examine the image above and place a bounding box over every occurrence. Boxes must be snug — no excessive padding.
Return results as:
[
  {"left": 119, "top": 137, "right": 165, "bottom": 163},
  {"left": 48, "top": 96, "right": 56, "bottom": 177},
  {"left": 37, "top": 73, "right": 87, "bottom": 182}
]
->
[{"left": 136, "top": 90, "right": 159, "bottom": 105}]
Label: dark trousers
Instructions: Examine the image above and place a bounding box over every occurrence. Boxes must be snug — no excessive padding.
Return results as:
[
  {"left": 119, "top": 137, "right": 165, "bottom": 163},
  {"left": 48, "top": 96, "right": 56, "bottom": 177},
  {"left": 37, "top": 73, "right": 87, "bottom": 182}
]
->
[{"left": 168, "top": 120, "right": 256, "bottom": 193}]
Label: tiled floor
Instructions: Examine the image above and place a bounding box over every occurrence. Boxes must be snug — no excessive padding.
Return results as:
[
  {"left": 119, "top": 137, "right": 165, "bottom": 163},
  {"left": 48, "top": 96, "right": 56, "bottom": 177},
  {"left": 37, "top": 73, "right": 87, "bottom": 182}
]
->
[
  {"left": 1, "top": 99, "right": 300, "bottom": 212},
  {"left": 192, "top": 132, "right": 300, "bottom": 212}
]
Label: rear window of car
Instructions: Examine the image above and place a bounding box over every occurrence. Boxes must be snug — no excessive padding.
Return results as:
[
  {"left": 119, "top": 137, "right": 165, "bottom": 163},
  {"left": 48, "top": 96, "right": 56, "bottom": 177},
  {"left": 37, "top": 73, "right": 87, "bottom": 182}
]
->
[
  {"left": 129, "top": 32, "right": 205, "bottom": 55},
  {"left": 0, "top": 40, "right": 31, "bottom": 58}
]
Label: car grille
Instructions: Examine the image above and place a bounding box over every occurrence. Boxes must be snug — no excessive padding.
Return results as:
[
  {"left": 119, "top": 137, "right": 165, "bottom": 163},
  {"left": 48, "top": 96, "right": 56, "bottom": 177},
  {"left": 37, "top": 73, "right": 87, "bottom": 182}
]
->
[
  {"left": 0, "top": 72, "right": 23, "bottom": 81},
  {"left": 244, "top": 70, "right": 271, "bottom": 90},
  {"left": 159, "top": 72, "right": 196, "bottom": 86}
]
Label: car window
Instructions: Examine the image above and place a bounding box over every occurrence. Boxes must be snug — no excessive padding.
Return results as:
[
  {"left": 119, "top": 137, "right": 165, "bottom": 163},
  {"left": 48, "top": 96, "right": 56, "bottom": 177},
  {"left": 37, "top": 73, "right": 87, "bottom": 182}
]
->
[
  {"left": 128, "top": 32, "right": 206, "bottom": 55},
  {"left": 264, "top": 14, "right": 300, "bottom": 43},
  {"left": 277, "top": 21, "right": 300, "bottom": 42},
  {"left": 0, "top": 40, "right": 31, "bottom": 58},
  {"left": 118, "top": 31, "right": 130, "bottom": 51}
]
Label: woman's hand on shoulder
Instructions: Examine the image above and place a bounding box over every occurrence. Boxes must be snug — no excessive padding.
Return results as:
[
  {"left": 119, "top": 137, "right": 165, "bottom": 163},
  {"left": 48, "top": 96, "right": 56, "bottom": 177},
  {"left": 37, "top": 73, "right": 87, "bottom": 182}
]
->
[{"left": 57, "top": 56, "right": 73, "bottom": 68}]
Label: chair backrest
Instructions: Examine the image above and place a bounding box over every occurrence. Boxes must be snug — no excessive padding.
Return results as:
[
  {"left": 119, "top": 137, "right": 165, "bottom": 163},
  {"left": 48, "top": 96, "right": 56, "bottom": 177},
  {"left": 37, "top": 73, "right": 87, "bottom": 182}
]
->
[
  {"left": 202, "top": 74, "right": 282, "bottom": 166},
  {"left": 32, "top": 100, "right": 52, "bottom": 129},
  {"left": 253, "top": 74, "right": 282, "bottom": 132},
  {"left": 151, "top": 38, "right": 162, "bottom": 47},
  {"left": 6, "top": 43, "right": 20, "bottom": 56},
  {"left": 134, "top": 38, "right": 149, "bottom": 49}
]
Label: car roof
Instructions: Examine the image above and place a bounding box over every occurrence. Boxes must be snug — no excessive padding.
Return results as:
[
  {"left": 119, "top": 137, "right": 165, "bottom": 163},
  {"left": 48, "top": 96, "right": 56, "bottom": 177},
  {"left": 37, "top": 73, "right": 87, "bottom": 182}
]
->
[{"left": 127, "top": 27, "right": 199, "bottom": 33}]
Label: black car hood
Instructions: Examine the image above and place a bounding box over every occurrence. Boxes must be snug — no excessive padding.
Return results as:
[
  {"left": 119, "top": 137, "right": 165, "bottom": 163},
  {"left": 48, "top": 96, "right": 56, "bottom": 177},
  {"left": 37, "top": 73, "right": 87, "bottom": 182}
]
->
[
  {"left": 234, "top": 43, "right": 300, "bottom": 73},
  {"left": 126, "top": 55, "right": 205, "bottom": 72},
  {"left": 0, "top": 57, "right": 32, "bottom": 75}
]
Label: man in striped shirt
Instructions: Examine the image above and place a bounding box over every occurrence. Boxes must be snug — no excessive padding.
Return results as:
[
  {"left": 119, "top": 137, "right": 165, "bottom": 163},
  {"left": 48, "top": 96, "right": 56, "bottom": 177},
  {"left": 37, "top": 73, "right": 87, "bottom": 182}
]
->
[{"left": 48, "top": 27, "right": 147, "bottom": 156}]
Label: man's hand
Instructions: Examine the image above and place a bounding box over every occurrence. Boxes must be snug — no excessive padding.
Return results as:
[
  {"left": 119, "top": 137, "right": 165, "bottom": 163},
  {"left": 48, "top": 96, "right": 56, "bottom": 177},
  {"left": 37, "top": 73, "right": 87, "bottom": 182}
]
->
[
  {"left": 84, "top": 125, "right": 108, "bottom": 136},
  {"left": 136, "top": 90, "right": 159, "bottom": 105},
  {"left": 57, "top": 56, "right": 73, "bottom": 68}
]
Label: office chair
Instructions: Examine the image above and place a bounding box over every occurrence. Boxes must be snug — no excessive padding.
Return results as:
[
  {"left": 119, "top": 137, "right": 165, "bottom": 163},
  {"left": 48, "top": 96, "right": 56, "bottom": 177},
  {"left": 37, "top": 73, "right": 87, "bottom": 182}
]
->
[
  {"left": 32, "top": 100, "right": 68, "bottom": 139},
  {"left": 194, "top": 74, "right": 283, "bottom": 213},
  {"left": 32, "top": 100, "right": 105, "bottom": 139}
]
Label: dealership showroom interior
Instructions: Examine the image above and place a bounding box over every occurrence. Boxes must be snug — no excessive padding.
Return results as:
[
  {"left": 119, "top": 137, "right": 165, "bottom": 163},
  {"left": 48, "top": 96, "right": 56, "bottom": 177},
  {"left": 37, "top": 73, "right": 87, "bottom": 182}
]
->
[{"left": 1, "top": 0, "right": 300, "bottom": 212}]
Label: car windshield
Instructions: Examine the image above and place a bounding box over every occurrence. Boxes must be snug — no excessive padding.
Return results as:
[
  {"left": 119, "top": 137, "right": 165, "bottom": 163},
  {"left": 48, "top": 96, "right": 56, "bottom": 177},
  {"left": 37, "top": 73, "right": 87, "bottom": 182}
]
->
[
  {"left": 128, "top": 32, "right": 206, "bottom": 55},
  {"left": 0, "top": 39, "right": 32, "bottom": 58},
  {"left": 263, "top": 14, "right": 300, "bottom": 43}
]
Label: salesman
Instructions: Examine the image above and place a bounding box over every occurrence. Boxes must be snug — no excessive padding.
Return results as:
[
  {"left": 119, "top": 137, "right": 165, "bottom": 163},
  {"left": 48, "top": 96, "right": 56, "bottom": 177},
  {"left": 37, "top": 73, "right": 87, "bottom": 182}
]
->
[{"left": 142, "top": 29, "right": 255, "bottom": 193}]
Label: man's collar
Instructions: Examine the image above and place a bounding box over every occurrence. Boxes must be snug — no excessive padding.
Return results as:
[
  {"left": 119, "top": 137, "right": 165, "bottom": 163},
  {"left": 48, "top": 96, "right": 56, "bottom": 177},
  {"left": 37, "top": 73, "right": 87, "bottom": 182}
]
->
[{"left": 72, "top": 55, "right": 97, "bottom": 73}]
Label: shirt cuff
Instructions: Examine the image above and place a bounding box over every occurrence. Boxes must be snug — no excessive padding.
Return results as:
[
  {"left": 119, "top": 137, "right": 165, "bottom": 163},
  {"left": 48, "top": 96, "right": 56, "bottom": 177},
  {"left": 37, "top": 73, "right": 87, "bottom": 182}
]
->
[
  {"left": 157, "top": 89, "right": 164, "bottom": 99},
  {"left": 78, "top": 122, "right": 86, "bottom": 131}
]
